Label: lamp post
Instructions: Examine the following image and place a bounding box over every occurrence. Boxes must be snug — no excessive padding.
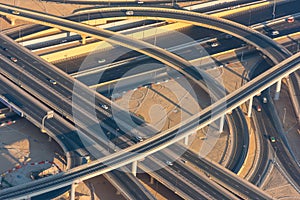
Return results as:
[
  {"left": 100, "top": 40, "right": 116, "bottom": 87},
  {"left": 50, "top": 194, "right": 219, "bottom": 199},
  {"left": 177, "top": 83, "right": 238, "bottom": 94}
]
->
[
  {"left": 41, "top": 110, "right": 54, "bottom": 133},
  {"left": 272, "top": 0, "right": 277, "bottom": 19},
  {"left": 282, "top": 107, "right": 286, "bottom": 128}
]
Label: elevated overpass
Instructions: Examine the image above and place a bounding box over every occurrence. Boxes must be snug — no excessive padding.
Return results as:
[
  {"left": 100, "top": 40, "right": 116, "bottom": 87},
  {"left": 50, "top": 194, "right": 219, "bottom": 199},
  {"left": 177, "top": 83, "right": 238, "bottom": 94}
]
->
[
  {"left": 0, "top": 2, "right": 298, "bottom": 198},
  {"left": 0, "top": 2, "right": 296, "bottom": 198},
  {"left": 1, "top": 50, "right": 299, "bottom": 199}
]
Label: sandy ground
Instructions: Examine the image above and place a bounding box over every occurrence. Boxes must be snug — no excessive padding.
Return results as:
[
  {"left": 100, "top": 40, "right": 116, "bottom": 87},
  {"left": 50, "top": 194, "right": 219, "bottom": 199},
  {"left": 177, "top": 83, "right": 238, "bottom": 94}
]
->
[
  {"left": 262, "top": 163, "right": 300, "bottom": 199},
  {"left": 0, "top": 1, "right": 299, "bottom": 199},
  {"left": 0, "top": 118, "right": 66, "bottom": 182},
  {"left": 115, "top": 78, "right": 231, "bottom": 164},
  {"left": 0, "top": 0, "right": 88, "bottom": 31}
]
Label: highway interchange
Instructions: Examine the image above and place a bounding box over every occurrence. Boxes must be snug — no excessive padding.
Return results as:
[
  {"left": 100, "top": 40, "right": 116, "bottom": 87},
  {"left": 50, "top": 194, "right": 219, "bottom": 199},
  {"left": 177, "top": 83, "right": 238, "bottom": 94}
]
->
[{"left": 0, "top": 0, "right": 299, "bottom": 199}]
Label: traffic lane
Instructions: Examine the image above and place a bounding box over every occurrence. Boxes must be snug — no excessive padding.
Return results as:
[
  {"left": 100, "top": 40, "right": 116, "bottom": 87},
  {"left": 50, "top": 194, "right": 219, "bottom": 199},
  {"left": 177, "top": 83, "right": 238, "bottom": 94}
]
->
[
  {"left": 226, "top": 0, "right": 300, "bottom": 26},
  {"left": 150, "top": 150, "right": 233, "bottom": 199},
  {"left": 142, "top": 157, "right": 210, "bottom": 200},
  {"left": 169, "top": 144, "right": 261, "bottom": 199},
  {"left": 0, "top": 75, "right": 86, "bottom": 155},
  {"left": 0, "top": 58, "right": 71, "bottom": 112},
  {"left": 0, "top": 37, "right": 75, "bottom": 98},
  {"left": 248, "top": 97, "right": 269, "bottom": 184},
  {"left": 225, "top": 108, "right": 248, "bottom": 172},
  {"left": 170, "top": 161, "right": 232, "bottom": 199},
  {"left": 109, "top": 170, "right": 155, "bottom": 200},
  {"left": 262, "top": 96, "right": 300, "bottom": 186},
  {"left": 1, "top": 37, "right": 129, "bottom": 128},
  {"left": 0, "top": 41, "right": 139, "bottom": 147}
]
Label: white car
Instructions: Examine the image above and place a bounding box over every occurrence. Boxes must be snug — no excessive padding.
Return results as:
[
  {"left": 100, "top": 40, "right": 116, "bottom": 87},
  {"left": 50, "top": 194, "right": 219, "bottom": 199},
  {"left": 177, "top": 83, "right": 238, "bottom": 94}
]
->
[
  {"left": 101, "top": 104, "right": 109, "bottom": 110},
  {"left": 135, "top": 136, "right": 143, "bottom": 142},
  {"left": 126, "top": 11, "right": 134, "bottom": 16},
  {"left": 166, "top": 161, "right": 173, "bottom": 166},
  {"left": 271, "top": 31, "right": 279, "bottom": 36},
  {"left": 98, "top": 59, "right": 106, "bottom": 63},
  {"left": 49, "top": 79, "right": 57, "bottom": 85},
  {"left": 210, "top": 42, "right": 219, "bottom": 47},
  {"left": 263, "top": 97, "right": 267, "bottom": 103}
]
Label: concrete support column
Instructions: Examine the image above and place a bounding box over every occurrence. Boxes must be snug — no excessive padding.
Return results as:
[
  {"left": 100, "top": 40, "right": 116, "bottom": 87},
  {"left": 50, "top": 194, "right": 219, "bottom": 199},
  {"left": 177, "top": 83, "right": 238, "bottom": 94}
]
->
[
  {"left": 81, "top": 35, "right": 87, "bottom": 45},
  {"left": 219, "top": 115, "right": 225, "bottom": 133},
  {"left": 132, "top": 160, "right": 137, "bottom": 177},
  {"left": 70, "top": 182, "right": 78, "bottom": 200},
  {"left": 184, "top": 135, "right": 189, "bottom": 145},
  {"left": 248, "top": 96, "right": 254, "bottom": 117},
  {"left": 274, "top": 79, "right": 282, "bottom": 100},
  {"left": 10, "top": 18, "right": 16, "bottom": 26},
  {"left": 150, "top": 176, "right": 154, "bottom": 184}
]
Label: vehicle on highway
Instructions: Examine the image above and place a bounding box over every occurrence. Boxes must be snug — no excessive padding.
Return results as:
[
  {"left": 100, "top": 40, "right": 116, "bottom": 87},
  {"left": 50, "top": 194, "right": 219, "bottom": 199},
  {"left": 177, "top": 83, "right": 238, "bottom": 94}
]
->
[
  {"left": 225, "top": 34, "right": 233, "bottom": 39},
  {"left": 126, "top": 11, "right": 134, "bottom": 16},
  {"left": 270, "top": 136, "right": 276, "bottom": 143},
  {"left": 166, "top": 161, "right": 173, "bottom": 166},
  {"left": 98, "top": 59, "right": 106, "bottom": 63},
  {"left": 100, "top": 104, "right": 109, "bottom": 110},
  {"left": 134, "top": 136, "right": 143, "bottom": 142},
  {"left": 271, "top": 30, "right": 279, "bottom": 36},
  {"left": 263, "top": 97, "right": 267, "bottom": 103},
  {"left": 11, "top": 10, "right": 20, "bottom": 15},
  {"left": 137, "top": 1, "right": 144, "bottom": 4},
  {"left": 256, "top": 105, "right": 262, "bottom": 112},
  {"left": 181, "top": 159, "right": 188, "bottom": 164},
  {"left": 9, "top": 56, "right": 17, "bottom": 62},
  {"left": 287, "top": 17, "right": 294, "bottom": 23},
  {"left": 49, "top": 79, "right": 57, "bottom": 85},
  {"left": 209, "top": 42, "right": 219, "bottom": 47},
  {"left": 1, "top": 46, "right": 8, "bottom": 51}
]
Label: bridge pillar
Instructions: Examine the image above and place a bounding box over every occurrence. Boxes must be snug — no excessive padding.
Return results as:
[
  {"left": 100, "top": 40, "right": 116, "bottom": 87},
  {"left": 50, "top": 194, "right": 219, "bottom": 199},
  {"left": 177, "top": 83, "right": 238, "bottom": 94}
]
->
[
  {"left": 219, "top": 114, "right": 225, "bottom": 133},
  {"left": 10, "top": 18, "right": 16, "bottom": 26},
  {"left": 132, "top": 160, "right": 138, "bottom": 177},
  {"left": 81, "top": 35, "right": 87, "bottom": 45},
  {"left": 247, "top": 96, "right": 254, "bottom": 117},
  {"left": 274, "top": 79, "right": 282, "bottom": 100},
  {"left": 70, "top": 182, "right": 78, "bottom": 200},
  {"left": 184, "top": 135, "right": 189, "bottom": 145},
  {"left": 150, "top": 176, "right": 154, "bottom": 184}
]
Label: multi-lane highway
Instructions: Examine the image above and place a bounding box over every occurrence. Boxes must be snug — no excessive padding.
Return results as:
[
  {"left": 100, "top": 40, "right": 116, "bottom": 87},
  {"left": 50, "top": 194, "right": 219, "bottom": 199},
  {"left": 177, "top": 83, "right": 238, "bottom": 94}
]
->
[
  {"left": 1, "top": 39, "right": 299, "bottom": 200},
  {"left": 0, "top": 1, "right": 298, "bottom": 200},
  {"left": 0, "top": 33, "right": 160, "bottom": 199}
]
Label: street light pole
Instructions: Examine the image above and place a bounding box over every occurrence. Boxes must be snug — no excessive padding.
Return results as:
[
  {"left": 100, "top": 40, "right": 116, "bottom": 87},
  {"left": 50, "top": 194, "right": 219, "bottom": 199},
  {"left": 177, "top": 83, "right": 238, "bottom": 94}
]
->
[
  {"left": 282, "top": 107, "right": 286, "bottom": 128},
  {"left": 41, "top": 110, "right": 54, "bottom": 133},
  {"left": 272, "top": 0, "right": 277, "bottom": 19}
]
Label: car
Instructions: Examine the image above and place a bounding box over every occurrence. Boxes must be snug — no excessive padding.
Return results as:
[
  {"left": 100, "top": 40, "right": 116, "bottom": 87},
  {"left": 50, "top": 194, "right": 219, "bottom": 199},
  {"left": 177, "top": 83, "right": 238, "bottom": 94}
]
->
[
  {"left": 181, "top": 159, "right": 188, "bottom": 164},
  {"left": 126, "top": 11, "right": 134, "bottom": 16},
  {"left": 210, "top": 42, "right": 219, "bottom": 47},
  {"left": 262, "top": 97, "right": 267, "bottom": 103},
  {"left": 11, "top": 10, "right": 20, "bottom": 15},
  {"left": 287, "top": 17, "right": 294, "bottom": 23},
  {"left": 61, "top": 39, "right": 68, "bottom": 43},
  {"left": 49, "top": 79, "right": 57, "bottom": 85},
  {"left": 137, "top": 1, "right": 144, "bottom": 4},
  {"left": 101, "top": 104, "right": 109, "bottom": 110},
  {"left": 134, "top": 136, "right": 143, "bottom": 142},
  {"left": 166, "top": 161, "right": 173, "bottom": 166},
  {"left": 98, "top": 59, "right": 106, "bottom": 63},
  {"left": 270, "top": 136, "right": 276, "bottom": 143},
  {"left": 225, "top": 34, "right": 233, "bottom": 39},
  {"left": 1, "top": 46, "right": 8, "bottom": 51},
  {"left": 271, "top": 30, "right": 279, "bottom": 36},
  {"left": 256, "top": 105, "right": 261, "bottom": 112},
  {"left": 9, "top": 56, "right": 18, "bottom": 62},
  {"left": 5, "top": 120, "right": 15, "bottom": 125}
]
